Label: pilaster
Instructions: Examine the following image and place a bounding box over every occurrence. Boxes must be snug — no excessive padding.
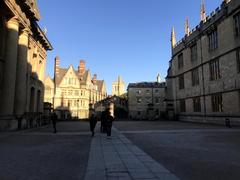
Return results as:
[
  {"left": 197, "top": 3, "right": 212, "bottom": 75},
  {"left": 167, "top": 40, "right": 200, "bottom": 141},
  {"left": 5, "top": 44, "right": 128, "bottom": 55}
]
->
[
  {"left": 14, "top": 28, "right": 29, "bottom": 116},
  {"left": 0, "top": 17, "right": 19, "bottom": 116}
]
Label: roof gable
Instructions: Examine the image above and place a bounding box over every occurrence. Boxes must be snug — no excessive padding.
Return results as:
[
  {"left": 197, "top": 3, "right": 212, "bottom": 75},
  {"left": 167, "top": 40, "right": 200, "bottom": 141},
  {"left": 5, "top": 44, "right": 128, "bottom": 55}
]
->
[{"left": 59, "top": 66, "right": 80, "bottom": 88}]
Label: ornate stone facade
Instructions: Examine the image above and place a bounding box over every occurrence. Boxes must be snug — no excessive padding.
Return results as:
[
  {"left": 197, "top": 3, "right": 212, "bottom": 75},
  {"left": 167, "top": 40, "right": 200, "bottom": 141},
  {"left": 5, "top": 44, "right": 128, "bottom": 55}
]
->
[
  {"left": 44, "top": 57, "right": 107, "bottom": 119},
  {"left": 0, "top": 0, "right": 52, "bottom": 130},
  {"left": 166, "top": 0, "right": 240, "bottom": 124}
]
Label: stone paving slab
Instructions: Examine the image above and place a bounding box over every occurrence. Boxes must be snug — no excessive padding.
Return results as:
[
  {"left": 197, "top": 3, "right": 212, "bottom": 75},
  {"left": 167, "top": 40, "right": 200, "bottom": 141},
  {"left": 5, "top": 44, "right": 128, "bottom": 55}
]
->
[{"left": 84, "top": 125, "right": 179, "bottom": 180}]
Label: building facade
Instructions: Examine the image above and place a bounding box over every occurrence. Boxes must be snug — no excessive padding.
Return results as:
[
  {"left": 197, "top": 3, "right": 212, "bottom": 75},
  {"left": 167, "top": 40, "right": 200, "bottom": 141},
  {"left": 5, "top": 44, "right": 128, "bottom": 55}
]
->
[
  {"left": 0, "top": 0, "right": 52, "bottom": 130},
  {"left": 112, "top": 76, "right": 126, "bottom": 96},
  {"left": 128, "top": 77, "right": 166, "bottom": 120},
  {"left": 44, "top": 57, "right": 107, "bottom": 119},
  {"left": 166, "top": 0, "right": 240, "bottom": 124}
]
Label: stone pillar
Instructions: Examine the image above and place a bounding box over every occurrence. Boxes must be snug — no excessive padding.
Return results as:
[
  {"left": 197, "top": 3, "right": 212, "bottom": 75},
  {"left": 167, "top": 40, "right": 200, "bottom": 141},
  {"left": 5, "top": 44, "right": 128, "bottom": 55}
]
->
[
  {"left": 0, "top": 17, "right": 19, "bottom": 116},
  {"left": 14, "top": 29, "right": 29, "bottom": 116}
]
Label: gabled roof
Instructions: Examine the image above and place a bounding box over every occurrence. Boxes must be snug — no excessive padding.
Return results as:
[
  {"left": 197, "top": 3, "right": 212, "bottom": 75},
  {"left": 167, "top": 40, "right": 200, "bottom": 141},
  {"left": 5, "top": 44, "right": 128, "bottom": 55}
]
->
[
  {"left": 55, "top": 68, "right": 68, "bottom": 86},
  {"left": 96, "top": 80, "right": 104, "bottom": 92}
]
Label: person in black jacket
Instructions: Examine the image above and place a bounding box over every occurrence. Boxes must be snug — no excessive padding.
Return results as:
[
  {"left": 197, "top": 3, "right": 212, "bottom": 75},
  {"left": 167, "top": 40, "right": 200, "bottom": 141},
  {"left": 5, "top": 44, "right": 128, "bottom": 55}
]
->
[
  {"left": 51, "top": 112, "right": 58, "bottom": 133},
  {"left": 106, "top": 108, "right": 114, "bottom": 136},
  {"left": 89, "top": 108, "right": 97, "bottom": 137}
]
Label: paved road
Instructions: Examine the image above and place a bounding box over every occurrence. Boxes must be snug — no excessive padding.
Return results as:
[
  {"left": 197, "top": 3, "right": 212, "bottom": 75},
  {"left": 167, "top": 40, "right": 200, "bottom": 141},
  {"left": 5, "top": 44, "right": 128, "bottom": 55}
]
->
[
  {"left": 0, "top": 121, "right": 92, "bottom": 180},
  {"left": 1, "top": 120, "right": 240, "bottom": 180},
  {"left": 114, "top": 120, "right": 240, "bottom": 180}
]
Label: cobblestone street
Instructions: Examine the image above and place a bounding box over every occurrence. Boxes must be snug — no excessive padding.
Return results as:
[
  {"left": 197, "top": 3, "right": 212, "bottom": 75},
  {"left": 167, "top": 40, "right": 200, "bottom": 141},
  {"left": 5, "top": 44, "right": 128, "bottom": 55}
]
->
[{"left": 1, "top": 120, "right": 240, "bottom": 180}]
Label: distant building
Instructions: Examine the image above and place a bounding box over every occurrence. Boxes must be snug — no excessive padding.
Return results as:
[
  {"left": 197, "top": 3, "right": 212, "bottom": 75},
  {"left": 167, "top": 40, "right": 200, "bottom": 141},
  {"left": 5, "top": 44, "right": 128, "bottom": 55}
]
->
[
  {"left": 128, "top": 76, "right": 166, "bottom": 120},
  {"left": 166, "top": 0, "right": 240, "bottom": 124},
  {"left": 44, "top": 57, "right": 107, "bottom": 119},
  {"left": 0, "top": 0, "right": 52, "bottom": 130},
  {"left": 112, "top": 76, "right": 126, "bottom": 96}
]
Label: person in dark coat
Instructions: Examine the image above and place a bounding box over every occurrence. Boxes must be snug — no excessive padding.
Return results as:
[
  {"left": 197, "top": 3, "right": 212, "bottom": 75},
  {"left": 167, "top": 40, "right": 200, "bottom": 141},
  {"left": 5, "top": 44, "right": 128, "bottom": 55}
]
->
[
  {"left": 106, "top": 108, "right": 114, "bottom": 136},
  {"left": 51, "top": 112, "right": 58, "bottom": 133},
  {"left": 89, "top": 108, "right": 97, "bottom": 137}
]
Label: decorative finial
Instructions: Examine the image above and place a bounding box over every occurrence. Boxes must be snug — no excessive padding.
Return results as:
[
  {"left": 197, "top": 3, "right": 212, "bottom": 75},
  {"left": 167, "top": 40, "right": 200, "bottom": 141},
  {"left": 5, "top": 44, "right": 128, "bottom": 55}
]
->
[
  {"left": 171, "top": 27, "right": 176, "bottom": 50},
  {"left": 185, "top": 17, "right": 190, "bottom": 36},
  {"left": 201, "top": 0, "right": 206, "bottom": 23}
]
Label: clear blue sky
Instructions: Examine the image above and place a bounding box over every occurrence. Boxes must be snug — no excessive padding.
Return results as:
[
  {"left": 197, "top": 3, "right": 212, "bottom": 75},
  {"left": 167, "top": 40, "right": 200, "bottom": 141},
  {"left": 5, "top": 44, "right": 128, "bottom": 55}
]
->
[{"left": 38, "top": 0, "right": 221, "bottom": 94}]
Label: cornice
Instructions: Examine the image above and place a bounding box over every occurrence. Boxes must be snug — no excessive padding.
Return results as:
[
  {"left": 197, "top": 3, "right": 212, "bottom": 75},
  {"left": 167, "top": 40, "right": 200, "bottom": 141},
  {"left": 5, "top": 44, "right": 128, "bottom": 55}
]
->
[{"left": 4, "top": 0, "right": 30, "bottom": 28}]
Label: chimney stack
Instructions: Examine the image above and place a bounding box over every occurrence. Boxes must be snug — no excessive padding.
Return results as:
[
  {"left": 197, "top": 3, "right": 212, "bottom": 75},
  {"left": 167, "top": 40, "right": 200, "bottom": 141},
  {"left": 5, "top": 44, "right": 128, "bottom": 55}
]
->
[
  {"left": 92, "top": 74, "right": 97, "bottom": 84},
  {"left": 78, "top": 60, "right": 85, "bottom": 76},
  {"left": 54, "top": 56, "right": 60, "bottom": 80}
]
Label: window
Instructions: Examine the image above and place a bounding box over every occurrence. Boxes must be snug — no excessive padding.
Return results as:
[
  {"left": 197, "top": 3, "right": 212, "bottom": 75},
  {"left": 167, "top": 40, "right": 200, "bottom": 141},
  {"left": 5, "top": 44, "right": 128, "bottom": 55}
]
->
[
  {"left": 179, "top": 74, "right": 185, "bottom": 89},
  {"left": 191, "top": 44, "right": 198, "bottom": 62},
  {"left": 193, "top": 97, "right": 201, "bottom": 112},
  {"left": 146, "top": 97, "right": 151, "bottom": 103},
  {"left": 180, "top": 99, "right": 186, "bottom": 112},
  {"left": 234, "top": 12, "right": 240, "bottom": 37},
  {"left": 211, "top": 93, "right": 223, "bottom": 112},
  {"left": 68, "top": 90, "right": 73, "bottom": 96},
  {"left": 208, "top": 29, "right": 218, "bottom": 51},
  {"left": 75, "top": 90, "right": 79, "bottom": 96},
  {"left": 209, "top": 59, "right": 221, "bottom": 80},
  {"left": 137, "top": 111, "right": 141, "bottom": 116},
  {"left": 137, "top": 90, "right": 141, "bottom": 94},
  {"left": 155, "top": 89, "right": 159, "bottom": 93},
  {"left": 137, "top": 97, "right": 142, "bottom": 103},
  {"left": 237, "top": 49, "right": 240, "bottom": 73},
  {"left": 192, "top": 68, "right": 199, "bottom": 86},
  {"left": 155, "top": 98, "right": 160, "bottom": 104},
  {"left": 178, "top": 53, "right": 184, "bottom": 69},
  {"left": 62, "top": 90, "right": 67, "bottom": 96},
  {"left": 146, "top": 89, "right": 150, "bottom": 94}
]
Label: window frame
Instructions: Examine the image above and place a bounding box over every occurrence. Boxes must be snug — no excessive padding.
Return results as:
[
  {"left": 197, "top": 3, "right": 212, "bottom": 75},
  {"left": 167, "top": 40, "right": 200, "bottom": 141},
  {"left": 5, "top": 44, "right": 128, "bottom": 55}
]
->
[
  {"left": 208, "top": 29, "right": 218, "bottom": 51},
  {"left": 190, "top": 43, "right": 198, "bottom": 62},
  {"left": 193, "top": 97, "right": 201, "bottom": 112},
  {"left": 209, "top": 59, "right": 221, "bottom": 81},
  {"left": 192, "top": 68, "right": 199, "bottom": 86},
  {"left": 234, "top": 12, "right": 240, "bottom": 37},
  {"left": 179, "top": 74, "right": 185, "bottom": 90},
  {"left": 178, "top": 53, "right": 184, "bottom": 69},
  {"left": 211, "top": 93, "right": 223, "bottom": 112}
]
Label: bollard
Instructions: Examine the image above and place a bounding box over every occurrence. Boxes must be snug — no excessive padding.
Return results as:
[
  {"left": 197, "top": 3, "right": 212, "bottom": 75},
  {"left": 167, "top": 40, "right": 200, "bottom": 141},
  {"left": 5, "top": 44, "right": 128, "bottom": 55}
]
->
[{"left": 225, "top": 118, "right": 231, "bottom": 128}]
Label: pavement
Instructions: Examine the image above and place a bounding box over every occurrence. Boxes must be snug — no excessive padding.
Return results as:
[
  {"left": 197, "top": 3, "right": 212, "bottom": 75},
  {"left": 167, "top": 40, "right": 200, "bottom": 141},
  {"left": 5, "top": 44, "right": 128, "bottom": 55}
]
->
[
  {"left": 85, "top": 125, "right": 179, "bottom": 180},
  {"left": 1, "top": 120, "right": 240, "bottom": 180}
]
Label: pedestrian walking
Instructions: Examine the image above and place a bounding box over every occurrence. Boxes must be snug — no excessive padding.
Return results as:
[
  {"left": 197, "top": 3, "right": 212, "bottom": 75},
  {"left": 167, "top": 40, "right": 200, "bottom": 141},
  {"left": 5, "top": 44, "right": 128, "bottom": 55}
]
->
[
  {"left": 100, "top": 110, "right": 107, "bottom": 133},
  {"left": 106, "top": 108, "right": 114, "bottom": 136},
  {"left": 51, "top": 112, "right": 58, "bottom": 133},
  {"left": 89, "top": 108, "right": 97, "bottom": 137}
]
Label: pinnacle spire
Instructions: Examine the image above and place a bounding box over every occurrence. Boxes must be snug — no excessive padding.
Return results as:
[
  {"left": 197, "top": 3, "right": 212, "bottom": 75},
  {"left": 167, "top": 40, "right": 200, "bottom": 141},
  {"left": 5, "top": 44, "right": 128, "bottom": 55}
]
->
[
  {"left": 185, "top": 17, "right": 190, "bottom": 36},
  {"left": 171, "top": 27, "right": 176, "bottom": 50},
  {"left": 201, "top": 0, "right": 206, "bottom": 22}
]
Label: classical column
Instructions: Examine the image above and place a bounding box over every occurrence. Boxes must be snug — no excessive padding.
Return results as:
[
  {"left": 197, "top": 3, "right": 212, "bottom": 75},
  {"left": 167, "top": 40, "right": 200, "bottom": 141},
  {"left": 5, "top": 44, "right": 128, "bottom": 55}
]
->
[
  {"left": 14, "top": 29, "right": 29, "bottom": 116},
  {"left": 0, "top": 17, "right": 19, "bottom": 116}
]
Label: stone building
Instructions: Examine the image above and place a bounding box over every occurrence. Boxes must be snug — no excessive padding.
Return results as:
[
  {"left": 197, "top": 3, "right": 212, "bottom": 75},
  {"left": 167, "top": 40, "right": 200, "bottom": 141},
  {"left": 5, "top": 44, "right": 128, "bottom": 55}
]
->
[
  {"left": 112, "top": 76, "right": 126, "bottom": 96},
  {"left": 128, "top": 76, "right": 166, "bottom": 120},
  {"left": 0, "top": 0, "right": 52, "bottom": 130},
  {"left": 44, "top": 57, "right": 107, "bottom": 119},
  {"left": 166, "top": 0, "right": 240, "bottom": 124}
]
